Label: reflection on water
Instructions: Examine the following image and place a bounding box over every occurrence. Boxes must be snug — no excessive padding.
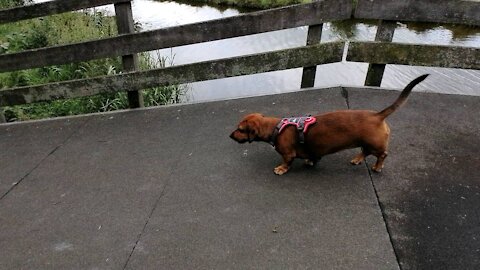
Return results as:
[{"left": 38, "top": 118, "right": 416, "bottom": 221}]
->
[
  {"left": 131, "top": 0, "right": 240, "bottom": 29},
  {"left": 34, "top": 0, "right": 480, "bottom": 100}
]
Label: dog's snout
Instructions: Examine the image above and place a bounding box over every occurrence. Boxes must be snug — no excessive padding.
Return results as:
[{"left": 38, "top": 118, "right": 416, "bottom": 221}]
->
[
  {"left": 230, "top": 131, "right": 240, "bottom": 142},
  {"left": 230, "top": 130, "right": 247, "bottom": 143}
]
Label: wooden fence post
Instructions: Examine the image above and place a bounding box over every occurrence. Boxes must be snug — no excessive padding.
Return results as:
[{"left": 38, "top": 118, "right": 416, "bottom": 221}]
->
[
  {"left": 364, "top": 20, "right": 396, "bottom": 86},
  {"left": 300, "top": 24, "right": 323, "bottom": 88},
  {"left": 0, "top": 108, "right": 5, "bottom": 123},
  {"left": 114, "top": 1, "right": 144, "bottom": 108}
]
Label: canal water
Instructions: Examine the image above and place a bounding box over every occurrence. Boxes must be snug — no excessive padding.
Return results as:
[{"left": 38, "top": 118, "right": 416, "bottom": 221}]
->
[{"left": 35, "top": 0, "right": 480, "bottom": 101}]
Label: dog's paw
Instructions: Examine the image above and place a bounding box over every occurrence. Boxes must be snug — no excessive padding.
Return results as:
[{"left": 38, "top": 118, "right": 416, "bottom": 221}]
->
[
  {"left": 350, "top": 159, "right": 363, "bottom": 165},
  {"left": 350, "top": 153, "right": 365, "bottom": 165},
  {"left": 371, "top": 165, "right": 383, "bottom": 173},
  {"left": 274, "top": 166, "right": 289, "bottom": 175},
  {"left": 304, "top": 159, "right": 315, "bottom": 167}
]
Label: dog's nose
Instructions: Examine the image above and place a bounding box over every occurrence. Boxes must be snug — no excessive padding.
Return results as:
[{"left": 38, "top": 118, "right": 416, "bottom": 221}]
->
[{"left": 229, "top": 132, "right": 235, "bottom": 140}]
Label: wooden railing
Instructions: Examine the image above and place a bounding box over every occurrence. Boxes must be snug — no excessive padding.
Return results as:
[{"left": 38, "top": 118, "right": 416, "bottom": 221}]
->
[
  {"left": 354, "top": 0, "right": 480, "bottom": 86},
  {"left": 0, "top": 0, "right": 479, "bottom": 122}
]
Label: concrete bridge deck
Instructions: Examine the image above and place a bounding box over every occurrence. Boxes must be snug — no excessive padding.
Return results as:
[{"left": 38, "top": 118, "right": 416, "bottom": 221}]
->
[{"left": 0, "top": 87, "right": 479, "bottom": 270}]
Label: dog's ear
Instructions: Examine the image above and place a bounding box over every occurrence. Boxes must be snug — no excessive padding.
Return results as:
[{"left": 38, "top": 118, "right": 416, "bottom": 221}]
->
[
  {"left": 246, "top": 119, "right": 259, "bottom": 143},
  {"left": 248, "top": 129, "right": 256, "bottom": 143}
]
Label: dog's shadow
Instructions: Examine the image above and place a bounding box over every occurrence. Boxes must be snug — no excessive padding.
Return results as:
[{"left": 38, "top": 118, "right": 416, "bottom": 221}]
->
[
  {"left": 228, "top": 147, "right": 374, "bottom": 210},
  {"left": 240, "top": 145, "right": 369, "bottom": 185}
]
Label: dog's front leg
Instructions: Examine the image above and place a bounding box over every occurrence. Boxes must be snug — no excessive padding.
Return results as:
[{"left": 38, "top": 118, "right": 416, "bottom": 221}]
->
[
  {"left": 304, "top": 157, "right": 320, "bottom": 167},
  {"left": 274, "top": 153, "right": 295, "bottom": 175}
]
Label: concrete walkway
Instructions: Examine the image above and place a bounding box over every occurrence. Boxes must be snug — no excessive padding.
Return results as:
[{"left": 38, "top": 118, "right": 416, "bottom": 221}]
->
[{"left": 0, "top": 87, "right": 478, "bottom": 269}]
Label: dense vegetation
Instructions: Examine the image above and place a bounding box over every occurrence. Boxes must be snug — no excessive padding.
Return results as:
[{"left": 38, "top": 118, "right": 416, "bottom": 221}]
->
[{"left": 0, "top": 0, "right": 186, "bottom": 122}]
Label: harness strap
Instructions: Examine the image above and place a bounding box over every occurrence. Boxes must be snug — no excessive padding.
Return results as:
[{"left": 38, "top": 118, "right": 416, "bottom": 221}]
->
[{"left": 269, "top": 116, "right": 317, "bottom": 146}]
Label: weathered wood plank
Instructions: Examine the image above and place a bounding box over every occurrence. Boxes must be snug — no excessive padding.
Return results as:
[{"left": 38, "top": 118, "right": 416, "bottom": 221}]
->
[
  {"left": 114, "top": 1, "right": 143, "bottom": 108},
  {"left": 0, "top": 0, "right": 353, "bottom": 73},
  {"left": 347, "top": 42, "right": 480, "bottom": 70},
  {"left": 355, "top": 0, "right": 480, "bottom": 26},
  {"left": 0, "top": 109, "right": 5, "bottom": 123},
  {"left": 0, "top": 42, "right": 345, "bottom": 106},
  {"left": 300, "top": 24, "right": 323, "bottom": 88},
  {"left": 364, "top": 20, "right": 396, "bottom": 87},
  {"left": 0, "top": 0, "right": 129, "bottom": 24}
]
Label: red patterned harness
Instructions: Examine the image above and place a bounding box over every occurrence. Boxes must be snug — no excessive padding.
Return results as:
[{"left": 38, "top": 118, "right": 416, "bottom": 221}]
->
[{"left": 270, "top": 116, "right": 317, "bottom": 146}]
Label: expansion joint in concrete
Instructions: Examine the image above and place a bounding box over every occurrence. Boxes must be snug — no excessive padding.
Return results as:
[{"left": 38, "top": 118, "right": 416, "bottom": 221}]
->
[
  {"left": 341, "top": 87, "right": 350, "bottom": 109},
  {"left": 122, "top": 177, "right": 170, "bottom": 270},
  {"left": 343, "top": 86, "right": 401, "bottom": 269},
  {"left": 364, "top": 160, "right": 403, "bottom": 270},
  {"left": 0, "top": 117, "right": 91, "bottom": 202}
]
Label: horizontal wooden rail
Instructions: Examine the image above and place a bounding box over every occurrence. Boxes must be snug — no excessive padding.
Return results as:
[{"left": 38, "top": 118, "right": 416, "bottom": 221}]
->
[
  {"left": 347, "top": 42, "right": 480, "bottom": 70},
  {"left": 4, "top": 0, "right": 480, "bottom": 26},
  {"left": 354, "top": 0, "right": 480, "bottom": 26},
  {"left": 0, "top": 0, "right": 352, "bottom": 73},
  {"left": 0, "top": 0, "right": 129, "bottom": 24},
  {"left": 1, "top": 0, "right": 479, "bottom": 111},
  {"left": 0, "top": 42, "right": 345, "bottom": 106}
]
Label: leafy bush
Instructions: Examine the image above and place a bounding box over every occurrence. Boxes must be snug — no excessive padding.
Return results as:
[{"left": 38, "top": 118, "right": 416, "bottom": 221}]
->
[{"left": 0, "top": 0, "right": 32, "bottom": 9}]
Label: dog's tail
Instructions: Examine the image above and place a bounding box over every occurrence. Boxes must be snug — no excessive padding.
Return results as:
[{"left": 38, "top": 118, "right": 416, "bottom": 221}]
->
[{"left": 376, "top": 74, "right": 429, "bottom": 119}]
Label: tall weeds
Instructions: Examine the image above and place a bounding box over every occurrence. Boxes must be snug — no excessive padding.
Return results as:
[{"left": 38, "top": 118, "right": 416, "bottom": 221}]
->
[{"left": 0, "top": 6, "right": 188, "bottom": 122}]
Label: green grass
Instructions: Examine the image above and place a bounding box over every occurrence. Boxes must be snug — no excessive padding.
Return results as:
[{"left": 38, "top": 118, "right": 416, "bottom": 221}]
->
[
  {"left": 0, "top": 0, "right": 30, "bottom": 9},
  {"left": 0, "top": 6, "right": 187, "bottom": 122}
]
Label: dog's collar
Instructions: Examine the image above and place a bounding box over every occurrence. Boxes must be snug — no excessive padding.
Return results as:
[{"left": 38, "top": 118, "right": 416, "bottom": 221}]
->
[
  {"left": 269, "top": 121, "right": 283, "bottom": 147},
  {"left": 269, "top": 116, "right": 317, "bottom": 146}
]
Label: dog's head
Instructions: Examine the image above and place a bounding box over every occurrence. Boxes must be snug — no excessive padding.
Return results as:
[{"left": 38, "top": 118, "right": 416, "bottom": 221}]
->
[{"left": 229, "top": 113, "right": 264, "bottom": 144}]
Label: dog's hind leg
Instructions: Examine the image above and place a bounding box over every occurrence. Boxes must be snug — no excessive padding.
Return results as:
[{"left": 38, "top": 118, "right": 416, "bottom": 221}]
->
[
  {"left": 372, "top": 151, "right": 388, "bottom": 172},
  {"left": 351, "top": 148, "right": 370, "bottom": 165}
]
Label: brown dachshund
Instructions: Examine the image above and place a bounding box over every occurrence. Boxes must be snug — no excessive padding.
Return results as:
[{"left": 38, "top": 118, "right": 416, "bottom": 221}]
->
[{"left": 230, "top": 74, "right": 429, "bottom": 175}]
